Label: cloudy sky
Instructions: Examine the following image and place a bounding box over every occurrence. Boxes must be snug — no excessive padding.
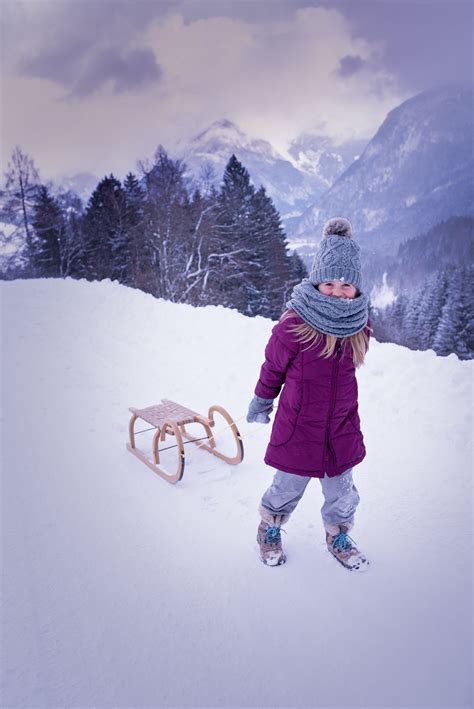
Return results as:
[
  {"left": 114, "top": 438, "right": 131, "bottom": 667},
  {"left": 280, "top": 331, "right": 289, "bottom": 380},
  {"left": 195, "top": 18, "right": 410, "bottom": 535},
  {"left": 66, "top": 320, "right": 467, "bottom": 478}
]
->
[{"left": 1, "top": 0, "right": 472, "bottom": 182}]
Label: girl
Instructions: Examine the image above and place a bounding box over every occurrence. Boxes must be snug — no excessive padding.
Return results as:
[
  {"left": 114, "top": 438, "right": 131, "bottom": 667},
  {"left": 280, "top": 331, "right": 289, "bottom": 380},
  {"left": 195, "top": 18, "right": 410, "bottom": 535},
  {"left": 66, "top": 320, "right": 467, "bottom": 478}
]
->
[{"left": 247, "top": 217, "right": 370, "bottom": 572}]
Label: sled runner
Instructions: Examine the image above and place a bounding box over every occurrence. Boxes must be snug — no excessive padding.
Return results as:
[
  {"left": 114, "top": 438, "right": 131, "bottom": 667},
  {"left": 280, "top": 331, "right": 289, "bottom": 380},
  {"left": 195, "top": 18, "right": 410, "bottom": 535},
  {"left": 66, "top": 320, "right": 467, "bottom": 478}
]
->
[{"left": 126, "top": 399, "right": 244, "bottom": 484}]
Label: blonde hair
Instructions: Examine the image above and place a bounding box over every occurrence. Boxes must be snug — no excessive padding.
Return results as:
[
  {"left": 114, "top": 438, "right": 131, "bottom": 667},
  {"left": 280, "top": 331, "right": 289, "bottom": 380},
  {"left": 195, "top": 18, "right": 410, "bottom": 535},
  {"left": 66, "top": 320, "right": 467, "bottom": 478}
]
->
[{"left": 281, "top": 310, "right": 370, "bottom": 368}]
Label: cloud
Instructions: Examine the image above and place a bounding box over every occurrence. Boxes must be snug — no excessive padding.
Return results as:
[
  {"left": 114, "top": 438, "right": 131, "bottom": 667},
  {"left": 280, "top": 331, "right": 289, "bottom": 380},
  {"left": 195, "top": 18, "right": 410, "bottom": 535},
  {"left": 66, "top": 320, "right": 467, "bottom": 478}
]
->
[
  {"left": 4, "top": 0, "right": 166, "bottom": 95},
  {"left": 2, "top": 4, "right": 406, "bottom": 179},
  {"left": 20, "top": 45, "right": 161, "bottom": 97},
  {"left": 337, "top": 55, "right": 365, "bottom": 78},
  {"left": 143, "top": 8, "right": 404, "bottom": 150}
]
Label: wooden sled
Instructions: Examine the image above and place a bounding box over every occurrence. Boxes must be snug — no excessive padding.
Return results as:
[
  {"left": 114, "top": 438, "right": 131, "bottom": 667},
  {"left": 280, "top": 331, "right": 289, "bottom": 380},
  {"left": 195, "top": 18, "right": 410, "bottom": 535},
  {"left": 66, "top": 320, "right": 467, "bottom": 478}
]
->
[{"left": 126, "top": 399, "right": 244, "bottom": 484}]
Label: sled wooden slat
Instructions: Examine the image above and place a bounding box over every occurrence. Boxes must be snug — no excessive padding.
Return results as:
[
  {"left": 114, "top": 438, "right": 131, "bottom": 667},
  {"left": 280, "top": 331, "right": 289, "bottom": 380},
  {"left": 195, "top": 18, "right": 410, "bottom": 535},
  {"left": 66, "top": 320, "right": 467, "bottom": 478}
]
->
[
  {"left": 129, "top": 400, "right": 201, "bottom": 429},
  {"left": 126, "top": 399, "right": 244, "bottom": 485}
]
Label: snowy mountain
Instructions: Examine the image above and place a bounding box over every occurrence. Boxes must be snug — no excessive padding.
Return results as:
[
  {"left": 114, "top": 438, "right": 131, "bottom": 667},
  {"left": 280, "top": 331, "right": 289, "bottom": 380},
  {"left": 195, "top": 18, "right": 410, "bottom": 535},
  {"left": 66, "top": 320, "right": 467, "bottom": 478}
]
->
[
  {"left": 288, "top": 132, "right": 366, "bottom": 187},
  {"left": 2, "top": 277, "right": 472, "bottom": 708},
  {"left": 294, "top": 84, "right": 474, "bottom": 253},
  {"left": 179, "top": 119, "right": 360, "bottom": 225}
]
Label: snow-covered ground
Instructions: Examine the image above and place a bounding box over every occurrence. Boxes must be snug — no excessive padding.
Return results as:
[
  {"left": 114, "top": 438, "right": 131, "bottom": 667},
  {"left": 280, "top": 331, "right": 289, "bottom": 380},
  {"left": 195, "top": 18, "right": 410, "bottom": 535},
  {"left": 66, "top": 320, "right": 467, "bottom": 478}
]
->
[{"left": 1, "top": 279, "right": 472, "bottom": 709}]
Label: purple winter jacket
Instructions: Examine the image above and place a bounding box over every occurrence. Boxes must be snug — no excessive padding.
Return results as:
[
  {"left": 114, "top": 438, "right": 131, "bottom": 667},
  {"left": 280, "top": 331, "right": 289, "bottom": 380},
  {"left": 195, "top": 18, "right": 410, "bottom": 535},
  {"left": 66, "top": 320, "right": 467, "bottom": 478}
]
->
[{"left": 254, "top": 312, "right": 368, "bottom": 478}]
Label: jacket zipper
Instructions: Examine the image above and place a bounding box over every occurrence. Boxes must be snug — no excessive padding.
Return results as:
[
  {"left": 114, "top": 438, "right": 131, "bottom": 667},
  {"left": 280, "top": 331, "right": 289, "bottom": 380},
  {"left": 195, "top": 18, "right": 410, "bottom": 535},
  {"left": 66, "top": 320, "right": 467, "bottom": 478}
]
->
[{"left": 324, "top": 340, "right": 343, "bottom": 469}]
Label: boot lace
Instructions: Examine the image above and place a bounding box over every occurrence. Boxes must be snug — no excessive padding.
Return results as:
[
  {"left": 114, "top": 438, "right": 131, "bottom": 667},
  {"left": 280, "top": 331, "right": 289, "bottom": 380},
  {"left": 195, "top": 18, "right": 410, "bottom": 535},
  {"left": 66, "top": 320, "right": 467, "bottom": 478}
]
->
[
  {"left": 264, "top": 525, "right": 285, "bottom": 545},
  {"left": 332, "top": 531, "right": 355, "bottom": 552}
]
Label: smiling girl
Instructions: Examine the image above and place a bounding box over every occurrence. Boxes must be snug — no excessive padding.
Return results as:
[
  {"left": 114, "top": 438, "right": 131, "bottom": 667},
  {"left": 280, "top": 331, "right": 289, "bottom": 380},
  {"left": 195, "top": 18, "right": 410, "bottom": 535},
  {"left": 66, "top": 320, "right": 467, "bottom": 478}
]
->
[{"left": 247, "top": 217, "right": 371, "bottom": 571}]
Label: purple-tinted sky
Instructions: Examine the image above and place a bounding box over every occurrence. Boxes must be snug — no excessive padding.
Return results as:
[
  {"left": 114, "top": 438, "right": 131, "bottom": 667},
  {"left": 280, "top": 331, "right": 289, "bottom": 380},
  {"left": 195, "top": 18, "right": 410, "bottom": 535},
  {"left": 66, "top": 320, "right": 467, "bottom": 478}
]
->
[{"left": 1, "top": 0, "right": 472, "bottom": 180}]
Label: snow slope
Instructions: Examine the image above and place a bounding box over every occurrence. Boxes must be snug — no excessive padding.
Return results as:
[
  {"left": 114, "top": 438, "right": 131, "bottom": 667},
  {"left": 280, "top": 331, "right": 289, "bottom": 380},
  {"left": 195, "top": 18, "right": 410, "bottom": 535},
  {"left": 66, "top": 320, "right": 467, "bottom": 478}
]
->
[{"left": 1, "top": 279, "right": 472, "bottom": 709}]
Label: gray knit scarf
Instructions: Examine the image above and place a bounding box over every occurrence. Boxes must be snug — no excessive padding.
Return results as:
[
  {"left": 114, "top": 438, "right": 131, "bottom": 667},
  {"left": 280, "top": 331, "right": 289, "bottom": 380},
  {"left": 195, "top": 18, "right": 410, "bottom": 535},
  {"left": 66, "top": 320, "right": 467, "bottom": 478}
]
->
[{"left": 287, "top": 278, "right": 369, "bottom": 337}]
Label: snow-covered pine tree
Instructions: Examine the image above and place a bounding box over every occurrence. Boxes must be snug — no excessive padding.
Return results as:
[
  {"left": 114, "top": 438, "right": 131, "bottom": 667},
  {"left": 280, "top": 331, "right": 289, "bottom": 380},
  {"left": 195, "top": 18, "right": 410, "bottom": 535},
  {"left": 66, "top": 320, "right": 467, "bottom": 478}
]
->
[
  {"left": 287, "top": 251, "right": 308, "bottom": 289},
  {"left": 457, "top": 264, "right": 474, "bottom": 358},
  {"left": 141, "top": 147, "right": 190, "bottom": 300},
  {"left": 213, "top": 155, "right": 258, "bottom": 314},
  {"left": 434, "top": 295, "right": 461, "bottom": 356},
  {"left": 244, "top": 186, "right": 273, "bottom": 317},
  {"left": 402, "top": 284, "right": 425, "bottom": 349},
  {"left": 55, "top": 189, "right": 85, "bottom": 278},
  {"left": 62, "top": 210, "right": 84, "bottom": 279},
  {"left": 417, "top": 271, "right": 445, "bottom": 350},
  {"left": 418, "top": 265, "right": 454, "bottom": 349},
  {"left": 382, "top": 292, "right": 409, "bottom": 345},
  {"left": 376, "top": 263, "right": 473, "bottom": 358},
  {"left": 433, "top": 264, "right": 474, "bottom": 359},
  {"left": 123, "top": 172, "right": 148, "bottom": 290},
  {"left": 82, "top": 175, "right": 127, "bottom": 282},
  {"left": 107, "top": 182, "right": 129, "bottom": 284},
  {"left": 249, "top": 186, "right": 294, "bottom": 318},
  {"left": 30, "top": 185, "right": 64, "bottom": 277}
]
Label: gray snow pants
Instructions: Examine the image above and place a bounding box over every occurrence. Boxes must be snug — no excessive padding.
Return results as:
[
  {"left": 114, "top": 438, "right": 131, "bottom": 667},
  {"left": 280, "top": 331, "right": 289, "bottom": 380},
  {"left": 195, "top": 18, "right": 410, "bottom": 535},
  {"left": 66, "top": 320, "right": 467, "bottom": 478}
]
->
[{"left": 260, "top": 468, "right": 360, "bottom": 535}]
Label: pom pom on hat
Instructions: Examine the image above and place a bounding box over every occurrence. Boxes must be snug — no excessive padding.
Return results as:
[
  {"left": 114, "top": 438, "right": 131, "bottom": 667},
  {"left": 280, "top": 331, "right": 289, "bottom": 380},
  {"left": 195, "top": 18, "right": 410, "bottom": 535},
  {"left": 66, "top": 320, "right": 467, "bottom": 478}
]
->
[{"left": 322, "top": 217, "right": 353, "bottom": 238}]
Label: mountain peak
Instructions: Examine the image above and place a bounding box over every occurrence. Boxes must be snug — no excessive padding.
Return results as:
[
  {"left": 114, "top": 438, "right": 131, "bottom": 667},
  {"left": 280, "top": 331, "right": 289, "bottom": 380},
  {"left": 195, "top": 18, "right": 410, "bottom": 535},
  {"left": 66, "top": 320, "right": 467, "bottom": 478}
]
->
[
  {"left": 192, "top": 119, "right": 247, "bottom": 147},
  {"left": 179, "top": 120, "right": 361, "bottom": 225}
]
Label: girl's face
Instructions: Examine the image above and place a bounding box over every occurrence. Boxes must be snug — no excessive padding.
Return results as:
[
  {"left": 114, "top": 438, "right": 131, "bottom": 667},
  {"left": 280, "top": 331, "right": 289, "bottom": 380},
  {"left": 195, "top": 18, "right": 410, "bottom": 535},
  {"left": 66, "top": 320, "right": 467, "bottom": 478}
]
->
[{"left": 317, "top": 280, "right": 357, "bottom": 299}]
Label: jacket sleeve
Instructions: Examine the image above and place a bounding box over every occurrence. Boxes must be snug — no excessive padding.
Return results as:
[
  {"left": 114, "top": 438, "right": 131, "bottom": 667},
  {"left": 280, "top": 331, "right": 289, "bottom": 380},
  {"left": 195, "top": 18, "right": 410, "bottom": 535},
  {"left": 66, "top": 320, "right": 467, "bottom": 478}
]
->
[{"left": 254, "top": 321, "right": 300, "bottom": 400}]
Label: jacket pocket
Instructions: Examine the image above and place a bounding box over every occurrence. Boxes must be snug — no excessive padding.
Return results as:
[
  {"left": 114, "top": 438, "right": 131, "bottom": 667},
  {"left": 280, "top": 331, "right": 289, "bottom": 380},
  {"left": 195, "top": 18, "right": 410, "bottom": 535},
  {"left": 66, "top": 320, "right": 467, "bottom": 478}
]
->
[{"left": 269, "top": 385, "right": 302, "bottom": 447}]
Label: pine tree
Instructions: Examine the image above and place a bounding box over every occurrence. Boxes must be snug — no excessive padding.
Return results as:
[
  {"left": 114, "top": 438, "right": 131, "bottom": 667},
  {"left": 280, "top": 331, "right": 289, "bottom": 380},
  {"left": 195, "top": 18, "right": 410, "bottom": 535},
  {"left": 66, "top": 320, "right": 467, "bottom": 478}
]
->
[
  {"left": 141, "top": 147, "right": 190, "bottom": 300},
  {"left": 62, "top": 210, "right": 85, "bottom": 279},
  {"left": 434, "top": 264, "right": 474, "bottom": 359},
  {"left": 82, "top": 175, "right": 127, "bottom": 282},
  {"left": 420, "top": 266, "right": 452, "bottom": 351},
  {"left": 30, "top": 185, "right": 64, "bottom": 277},
  {"left": 55, "top": 189, "right": 85, "bottom": 278},
  {"left": 374, "top": 262, "right": 473, "bottom": 358},
  {"left": 213, "top": 155, "right": 259, "bottom": 313},
  {"left": 433, "top": 292, "right": 461, "bottom": 356},
  {"left": 457, "top": 265, "right": 474, "bottom": 358},
  {"left": 244, "top": 186, "right": 272, "bottom": 316},
  {"left": 402, "top": 284, "right": 424, "bottom": 349},
  {"left": 414, "top": 272, "right": 444, "bottom": 350},
  {"left": 382, "top": 292, "right": 409, "bottom": 345},
  {"left": 288, "top": 251, "right": 308, "bottom": 285},
  {"left": 249, "top": 186, "right": 294, "bottom": 318},
  {"left": 123, "top": 172, "right": 148, "bottom": 290},
  {"left": 264, "top": 193, "right": 304, "bottom": 317},
  {"left": 205, "top": 156, "right": 307, "bottom": 318}
]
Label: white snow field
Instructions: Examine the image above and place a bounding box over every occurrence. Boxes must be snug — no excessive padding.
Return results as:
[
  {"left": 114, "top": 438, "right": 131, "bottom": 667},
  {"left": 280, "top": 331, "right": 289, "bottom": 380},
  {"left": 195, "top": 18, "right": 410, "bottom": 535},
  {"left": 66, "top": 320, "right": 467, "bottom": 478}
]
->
[{"left": 1, "top": 278, "right": 472, "bottom": 709}]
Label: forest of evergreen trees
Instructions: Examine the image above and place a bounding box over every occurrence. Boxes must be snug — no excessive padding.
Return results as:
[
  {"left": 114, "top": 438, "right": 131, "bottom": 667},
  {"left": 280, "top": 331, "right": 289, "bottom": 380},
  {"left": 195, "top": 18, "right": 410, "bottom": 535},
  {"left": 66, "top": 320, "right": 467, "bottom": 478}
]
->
[
  {"left": 1, "top": 147, "right": 306, "bottom": 320},
  {"left": 371, "top": 216, "right": 474, "bottom": 359},
  {"left": 1, "top": 147, "right": 472, "bottom": 359}
]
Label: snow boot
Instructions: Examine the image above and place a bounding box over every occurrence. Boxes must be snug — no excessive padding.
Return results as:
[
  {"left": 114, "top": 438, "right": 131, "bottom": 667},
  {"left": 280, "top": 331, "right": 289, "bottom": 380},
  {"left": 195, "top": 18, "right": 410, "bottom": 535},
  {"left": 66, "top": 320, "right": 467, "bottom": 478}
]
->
[
  {"left": 326, "top": 526, "right": 369, "bottom": 572},
  {"left": 256, "top": 508, "right": 289, "bottom": 566}
]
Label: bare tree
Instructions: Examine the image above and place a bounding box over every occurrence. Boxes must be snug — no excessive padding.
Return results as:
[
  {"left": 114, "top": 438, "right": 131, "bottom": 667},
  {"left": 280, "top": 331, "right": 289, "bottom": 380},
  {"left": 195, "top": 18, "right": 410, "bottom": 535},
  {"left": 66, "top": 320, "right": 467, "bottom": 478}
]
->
[{"left": 4, "top": 146, "right": 41, "bottom": 261}]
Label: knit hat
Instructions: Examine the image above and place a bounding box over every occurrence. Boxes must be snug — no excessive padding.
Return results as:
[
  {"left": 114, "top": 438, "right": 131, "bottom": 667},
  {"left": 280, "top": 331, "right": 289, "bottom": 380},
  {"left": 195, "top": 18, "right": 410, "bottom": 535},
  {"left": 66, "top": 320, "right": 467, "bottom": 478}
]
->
[{"left": 309, "top": 217, "right": 362, "bottom": 290}]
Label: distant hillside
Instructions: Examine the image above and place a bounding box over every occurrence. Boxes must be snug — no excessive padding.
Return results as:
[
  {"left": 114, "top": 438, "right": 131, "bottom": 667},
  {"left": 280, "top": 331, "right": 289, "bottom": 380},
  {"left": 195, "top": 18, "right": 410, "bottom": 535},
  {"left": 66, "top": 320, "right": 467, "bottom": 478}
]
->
[
  {"left": 294, "top": 85, "right": 474, "bottom": 256},
  {"left": 388, "top": 215, "right": 474, "bottom": 289}
]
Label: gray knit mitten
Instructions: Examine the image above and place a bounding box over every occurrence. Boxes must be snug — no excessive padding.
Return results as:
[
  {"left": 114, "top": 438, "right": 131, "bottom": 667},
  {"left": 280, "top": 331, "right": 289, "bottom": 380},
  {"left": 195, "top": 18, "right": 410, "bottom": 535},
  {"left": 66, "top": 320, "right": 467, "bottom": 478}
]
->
[{"left": 246, "top": 395, "right": 274, "bottom": 424}]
